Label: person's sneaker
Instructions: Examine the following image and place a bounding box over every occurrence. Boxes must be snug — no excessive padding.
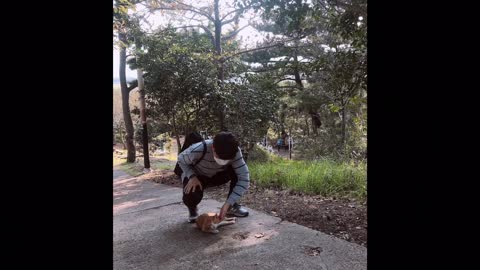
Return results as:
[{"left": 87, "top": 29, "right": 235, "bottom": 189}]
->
[
  {"left": 227, "top": 203, "right": 249, "bottom": 217},
  {"left": 187, "top": 206, "right": 198, "bottom": 223}
]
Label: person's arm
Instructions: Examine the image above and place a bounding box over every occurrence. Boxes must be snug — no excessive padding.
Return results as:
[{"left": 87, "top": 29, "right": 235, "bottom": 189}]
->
[
  {"left": 219, "top": 148, "right": 250, "bottom": 219},
  {"left": 226, "top": 148, "right": 250, "bottom": 206},
  {"left": 177, "top": 142, "right": 204, "bottom": 180}
]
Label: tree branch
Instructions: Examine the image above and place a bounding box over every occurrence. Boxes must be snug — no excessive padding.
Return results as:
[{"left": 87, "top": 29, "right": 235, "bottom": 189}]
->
[
  {"left": 171, "top": 0, "right": 215, "bottom": 21},
  {"left": 170, "top": 24, "right": 215, "bottom": 46},
  {"left": 198, "top": 26, "right": 215, "bottom": 46},
  {"left": 250, "top": 65, "right": 286, "bottom": 73},
  {"left": 224, "top": 38, "right": 299, "bottom": 60},
  {"left": 127, "top": 80, "right": 138, "bottom": 92},
  {"left": 346, "top": 76, "right": 362, "bottom": 99},
  {"left": 330, "top": 0, "right": 366, "bottom": 13},
  {"left": 183, "top": 12, "right": 208, "bottom": 23},
  {"left": 222, "top": 24, "right": 250, "bottom": 41},
  {"left": 220, "top": 4, "right": 252, "bottom": 22},
  {"left": 220, "top": 8, "right": 241, "bottom": 22},
  {"left": 144, "top": 24, "right": 203, "bottom": 37},
  {"left": 150, "top": 3, "right": 215, "bottom": 23},
  {"left": 317, "top": 0, "right": 328, "bottom": 11},
  {"left": 172, "top": 24, "right": 213, "bottom": 38},
  {"left": 277, "top": 85, "right": 303, "bottom": 89},
  {"left": 274, "top": 78, "right": 297, "bottom": 84},
  {"left": 222, "top": 13, "right": 241, "bottom": 26}
]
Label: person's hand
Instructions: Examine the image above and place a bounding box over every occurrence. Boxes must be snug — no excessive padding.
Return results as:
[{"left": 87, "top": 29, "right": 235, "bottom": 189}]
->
[
  {"left": 184, "top": 176, "right": 202, "bottom": 194},
  {"left": 219, "top": 202, "right": 231, "bottom": 220}
]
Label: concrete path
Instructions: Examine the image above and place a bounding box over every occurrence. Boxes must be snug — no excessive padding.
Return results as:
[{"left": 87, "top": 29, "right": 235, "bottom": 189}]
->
[{"left": 113, "top": 169, "right": 367, "bottom": 270}]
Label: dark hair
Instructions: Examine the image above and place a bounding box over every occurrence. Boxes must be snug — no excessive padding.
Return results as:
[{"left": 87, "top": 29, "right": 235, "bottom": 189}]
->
[{"left": 213, "top": 132, "right": 239, "bottom": 160}]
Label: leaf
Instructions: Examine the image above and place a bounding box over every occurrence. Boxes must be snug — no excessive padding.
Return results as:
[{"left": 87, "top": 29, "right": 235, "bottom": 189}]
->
[
  {"left": 328, "top": 103, "right": 340, "bottom": 112},
  {"left": 303, "top": 246, "right": 323, "bottom": 256},
  {"left": 254, "top": 233, "right": 265, "bottom": 238}
]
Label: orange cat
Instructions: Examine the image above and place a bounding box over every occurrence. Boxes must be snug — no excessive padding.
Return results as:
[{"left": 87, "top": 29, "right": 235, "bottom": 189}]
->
[{"left": 195, "top": 212, "right": 236, "bottom": 233}]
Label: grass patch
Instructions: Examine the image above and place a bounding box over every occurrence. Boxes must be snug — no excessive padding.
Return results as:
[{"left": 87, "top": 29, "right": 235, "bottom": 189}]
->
[
  {"left": 152, "top": 162, "right": 175, "bottom": 171},
  {"left": 159, "top": 151, "right": 178, "bottom": 162},
  {"left": 248, "top": 159, "right": 366, "bottom": 200},
  {"left": 117, "top": 162, "right": 144, "bottom": 177},
  {"left": 248, "top": 144, "right": 284, "bottom": 163},
  {"left": 113, "top": 150, "right": 176, "bottom": 176}
]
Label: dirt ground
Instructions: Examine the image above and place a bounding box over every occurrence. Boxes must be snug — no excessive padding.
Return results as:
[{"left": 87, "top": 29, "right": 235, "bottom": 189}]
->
[{"left": 140, "top": 170, "right": 367, "bottom": 247}]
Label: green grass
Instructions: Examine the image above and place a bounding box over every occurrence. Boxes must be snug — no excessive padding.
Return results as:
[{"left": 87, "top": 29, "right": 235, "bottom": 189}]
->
[
  {"left": 152, "top": 162, "right": 175, "bottom": 171},
  {"left": 114, "top": 150, "right": 176, "bottom": 176},
  {"left": 113, "top": 146, "right": 366, "bottom": 200},
  {"left": 248, "top": 159, "right": 367, "bottom": 200},
  {"left": 114, "top": 160, "right": 175, "bottom": 176},
  {"left": 118, "top": 162, "right": 145, "bottom": 176}
]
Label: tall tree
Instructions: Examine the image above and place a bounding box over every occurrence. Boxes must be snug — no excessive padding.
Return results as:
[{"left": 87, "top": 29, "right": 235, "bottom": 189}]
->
[
  {"left": 114, "top": 0, "right": 140, "bottom": 162},
  {"left": 244, "top": 0, "right": 324, "bottom": 135},
  {"left": 145, "top": 0, "right": 290, "bottom": 131},
  {"left": 243, "top": 0, "right": 367, "bottom": 157},
  {"left": 136, "top": 29, "right": 218, "bottom": 145}
]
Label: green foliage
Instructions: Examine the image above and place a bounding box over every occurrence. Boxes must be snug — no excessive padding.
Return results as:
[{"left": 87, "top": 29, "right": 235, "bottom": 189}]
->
[
  {"left": 249, "top": 158, "right": 366, "bottom": 199},
  {"left": 239, "top": 0, "right": 367, "bottom": 159},
  {"left": 120, "top": 0, "right": 367, "bottom": 163},
  {"left": 135, "top": 28, "right": 218, "bottom": 136},
  {"left": 247, "top": 145, "right": 270, "bottom": 162},
  {"left": 224, "top": 75, "right": 280, "bottom": 145},
  {"left": 133, "top": 121, "right": 165, "bottom": 149}
]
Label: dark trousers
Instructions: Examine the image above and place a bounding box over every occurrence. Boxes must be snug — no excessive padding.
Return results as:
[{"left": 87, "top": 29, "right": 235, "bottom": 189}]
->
[{"left": 182, "top": 165, "right": 238, "bottom": 208}]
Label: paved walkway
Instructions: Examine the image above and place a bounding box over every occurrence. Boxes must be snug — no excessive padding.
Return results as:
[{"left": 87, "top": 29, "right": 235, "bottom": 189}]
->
[{"left": 113, "top": 169, "right": 367, "bottom": 270}]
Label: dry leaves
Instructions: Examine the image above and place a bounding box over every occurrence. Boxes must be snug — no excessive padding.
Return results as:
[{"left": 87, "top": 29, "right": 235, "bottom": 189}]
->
[
  {"left": 303, "top": 246, "right": 323, "bottom": 256},
  {"left": 254, "top": 233, "right": 265, "bottom": 238},
  {"left": 232, "top": 232, "right": 249, "bottom": 240}
]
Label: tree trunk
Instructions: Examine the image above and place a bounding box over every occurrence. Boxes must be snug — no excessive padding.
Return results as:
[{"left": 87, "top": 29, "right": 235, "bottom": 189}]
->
[
  {"left": 135, "top": 36, "right": 150, "bottom": 170},
  {"left": 119, "top": 32, "right": 136, "bottom": 163},
  {"left": 118, "top": 121, "right": 126, "bottom": 149},
  {"left": 341, "top": 105, "right": 347, "bottom": 153},
  {"left": 293, "top": 48, "right": 322, "bottom": 135},
  {"left": 137, "top": 67, "right": 150, "bottom": 170},
  {"left": 288, "top": 128, "right": 292, "bottom": 160},
  {"left": 293, "top": 49, "right": 316, "bottom": 135},
  {"left": 293, "top": 55, "right": 303, "bottom": 89},
  {"left": 214, "top": 0, "right": 226, "bottom": 131},
  {"left": 184, "top": 112, "right": 191, "bottom": 137},
  {"left": 310, "top": 111, "right": 322, "bottom": 134},
  {"left": 171, "top": 113, "right": 182, "bottom": 154},
  {"left": 304, "top": 115, "right": 309, "bottom": 136}
]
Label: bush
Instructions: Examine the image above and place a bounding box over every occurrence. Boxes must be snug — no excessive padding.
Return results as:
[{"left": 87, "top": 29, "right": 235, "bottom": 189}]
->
[{"left": 247, "top": 145, "right": 270, "bottom": 162}]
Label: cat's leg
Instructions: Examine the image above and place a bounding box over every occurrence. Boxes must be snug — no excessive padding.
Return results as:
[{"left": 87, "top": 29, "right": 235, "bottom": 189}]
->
[
  {"left": 209, "top": 224, "right": 219, "bottom": 234},
  {"left": 217, "top": 220, "right": 236, "bottom": 227}
]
